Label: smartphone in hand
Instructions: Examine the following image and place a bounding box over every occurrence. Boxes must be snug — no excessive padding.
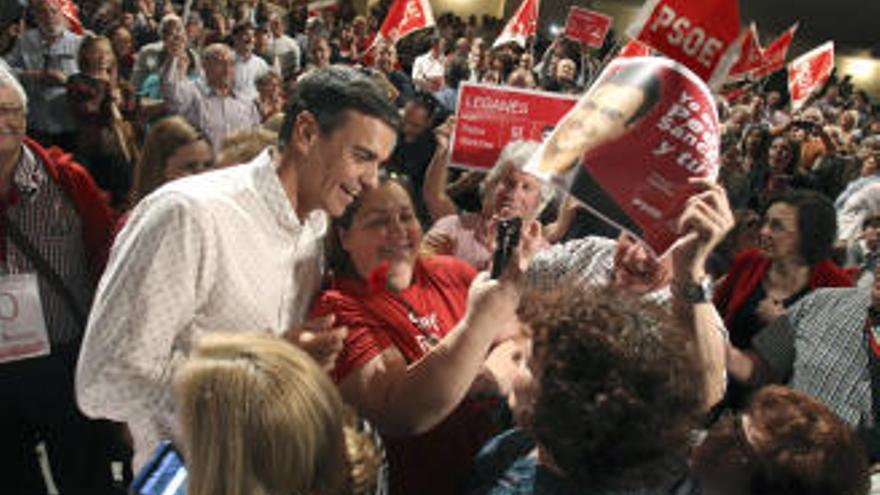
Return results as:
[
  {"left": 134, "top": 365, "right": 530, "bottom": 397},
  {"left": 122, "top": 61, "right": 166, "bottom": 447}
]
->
[{"left": 490, "top": 217, "right": 523, "bottom": 279}]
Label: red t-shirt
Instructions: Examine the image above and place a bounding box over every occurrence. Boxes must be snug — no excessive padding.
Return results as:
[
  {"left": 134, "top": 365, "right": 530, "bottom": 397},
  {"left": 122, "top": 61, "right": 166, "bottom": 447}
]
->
[{"left": 310, "top": 255, "right": 501, "bottom": 495}]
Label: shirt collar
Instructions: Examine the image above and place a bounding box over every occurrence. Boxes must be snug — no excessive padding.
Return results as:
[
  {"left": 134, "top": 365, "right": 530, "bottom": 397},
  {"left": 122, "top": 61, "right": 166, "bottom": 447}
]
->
[
  {"left": 253, "top": 147, "right": 328, "bottom": 236},
  {"left": 14, "top": 145, "right": 46, "bottom": 200}
]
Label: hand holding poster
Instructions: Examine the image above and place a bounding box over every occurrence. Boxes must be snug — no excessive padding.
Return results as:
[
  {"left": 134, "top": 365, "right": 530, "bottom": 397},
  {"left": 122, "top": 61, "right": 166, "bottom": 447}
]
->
[
  {"left": 564, "top": 7, "right": 613, "bottom": 49},
  {"left": 626, "top": 0, "right": 740, "bottom": 85},
  {"left": 450, "top": 83, "right": 579, "bottom": 171},
  {"left": 788, "top": 41, "right": 835, "bottom": 111},
  {"left": 526, "top": 57, "right": 720, "bottom": 255}
]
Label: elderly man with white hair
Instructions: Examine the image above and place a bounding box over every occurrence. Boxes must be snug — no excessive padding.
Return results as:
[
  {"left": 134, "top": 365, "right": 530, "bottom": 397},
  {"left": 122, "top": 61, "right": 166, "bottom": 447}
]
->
[
  {"left": 161, "top": 42, "right": 261, "bottom": 151},
  {"left": 0, "top": 66, "right": 118, "bottom": 493}
]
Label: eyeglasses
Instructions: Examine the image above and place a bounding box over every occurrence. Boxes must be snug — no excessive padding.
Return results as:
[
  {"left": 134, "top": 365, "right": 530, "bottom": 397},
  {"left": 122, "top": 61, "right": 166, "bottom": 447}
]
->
[{"left": 0, "top": 105, "right": 24, "bottom": 118}]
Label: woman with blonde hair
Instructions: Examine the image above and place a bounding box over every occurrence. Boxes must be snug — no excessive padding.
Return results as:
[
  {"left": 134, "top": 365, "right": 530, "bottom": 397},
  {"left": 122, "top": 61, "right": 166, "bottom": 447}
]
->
[{"left": 174, "top": 331, "right": 348, "bottom": 495}]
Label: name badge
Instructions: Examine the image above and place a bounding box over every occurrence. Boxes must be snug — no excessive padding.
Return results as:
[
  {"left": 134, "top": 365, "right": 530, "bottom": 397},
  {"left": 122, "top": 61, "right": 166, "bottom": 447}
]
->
[{"left": 0, "top": 273, "right": 50, "bottom": 364}]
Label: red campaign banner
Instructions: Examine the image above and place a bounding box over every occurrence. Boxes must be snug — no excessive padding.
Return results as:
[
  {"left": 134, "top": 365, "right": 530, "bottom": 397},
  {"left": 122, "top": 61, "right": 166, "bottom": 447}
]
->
[
  {"left": 564, "top": 7, "right": 613, "bottom": 49},
  {"left": 526, "top": 57, "right": 720, "bottom": 256},
  {"left": 626, "top": 0, "right": 740, "bottom": 85},
  {"left": 752, "top": 23, "right": 798, "bottom": 78},
  {"left": 788, "top": 41, "right": 835, "bottom": 111},
  {"left": 618, "top": 39, "right": 653, "bottom": 58},
  {"left": 728, "top": 22, "right": 764, "bottom": 77},
  {"left": 450, "top": 83, "right": 578, "bottom": 171}
]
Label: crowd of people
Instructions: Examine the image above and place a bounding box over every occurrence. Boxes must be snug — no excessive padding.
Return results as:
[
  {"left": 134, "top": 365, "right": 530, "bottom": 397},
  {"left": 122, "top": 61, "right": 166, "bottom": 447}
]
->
[{"left": 1, "top": 0, "right": 879, "bottom": 494}]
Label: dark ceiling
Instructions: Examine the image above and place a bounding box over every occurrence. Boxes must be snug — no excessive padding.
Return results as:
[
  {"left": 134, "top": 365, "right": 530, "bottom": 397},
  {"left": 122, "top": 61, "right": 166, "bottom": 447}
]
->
[{"left": 533, "top": 0, "right": 880, "bottom": 58}]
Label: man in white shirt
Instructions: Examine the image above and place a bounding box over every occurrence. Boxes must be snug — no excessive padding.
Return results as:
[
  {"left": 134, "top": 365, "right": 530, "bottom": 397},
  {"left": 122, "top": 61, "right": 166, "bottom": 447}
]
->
[
  {"left": 231, "top": 21, "right": 269, "bottom": 101},
  {"left": 411, "top": 35, "right": 446, "bottom": 92},
  {"left": 76, "top": 66, "right": 400, "bottom": 468},
  {"left": 265, "top": 11, "right": 301, "bottom": 79}
]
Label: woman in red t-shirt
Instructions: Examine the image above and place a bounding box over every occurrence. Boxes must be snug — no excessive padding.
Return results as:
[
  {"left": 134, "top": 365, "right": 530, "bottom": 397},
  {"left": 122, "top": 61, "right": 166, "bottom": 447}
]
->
[{"left": 310, "top": 176, "right": 528, "bottom": 495}]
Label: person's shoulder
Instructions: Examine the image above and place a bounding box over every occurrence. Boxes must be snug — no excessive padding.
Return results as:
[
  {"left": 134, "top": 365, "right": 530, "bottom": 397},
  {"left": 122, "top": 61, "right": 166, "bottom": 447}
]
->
[
  {"left": 421, "top": 254, "right": 477, "bottom": 278},
  {"left": 467, "top": 429, "right": 537, "bottom": 495},
  {"left": 804, "top": 286, "right": 862, "bottom": 305},
  {"left": 137, "top": 40, "right": 164, "bottom": 55}
]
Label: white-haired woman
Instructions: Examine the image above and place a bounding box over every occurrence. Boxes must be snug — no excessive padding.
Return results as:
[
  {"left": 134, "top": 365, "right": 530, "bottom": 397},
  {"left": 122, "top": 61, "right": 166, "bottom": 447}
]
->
[{"left": 422, "top": 131, "right": 566, "bottom": 270}]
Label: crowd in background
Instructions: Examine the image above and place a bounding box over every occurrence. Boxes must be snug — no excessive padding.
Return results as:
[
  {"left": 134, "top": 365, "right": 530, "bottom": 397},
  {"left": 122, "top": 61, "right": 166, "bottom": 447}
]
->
[{"left": 2, "top": 0, "right": 880, "bottom": 494}]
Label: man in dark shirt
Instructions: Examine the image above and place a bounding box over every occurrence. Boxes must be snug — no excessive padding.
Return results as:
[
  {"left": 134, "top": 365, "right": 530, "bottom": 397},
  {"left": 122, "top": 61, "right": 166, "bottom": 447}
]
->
[{"left": 387, "top": 92, "right": 437, "bottom": 225}]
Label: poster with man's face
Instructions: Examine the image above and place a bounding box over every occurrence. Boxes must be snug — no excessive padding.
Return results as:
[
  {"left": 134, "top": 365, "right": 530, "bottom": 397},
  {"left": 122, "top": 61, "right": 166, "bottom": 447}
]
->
[{"left": 526, "top": 56, "right": 720, "bottom": 256}]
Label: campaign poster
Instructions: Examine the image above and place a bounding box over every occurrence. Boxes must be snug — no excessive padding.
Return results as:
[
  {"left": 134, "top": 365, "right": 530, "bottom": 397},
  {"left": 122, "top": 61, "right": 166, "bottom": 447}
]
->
[
  {"left": 450, "top": 83, "right": 579, "bottom": 171},
  {"left": 564, "top": 7, "right": 613, "bottom": 49},
  {"left": 526, "top": 56, "right": 720, "bottom": 256}
]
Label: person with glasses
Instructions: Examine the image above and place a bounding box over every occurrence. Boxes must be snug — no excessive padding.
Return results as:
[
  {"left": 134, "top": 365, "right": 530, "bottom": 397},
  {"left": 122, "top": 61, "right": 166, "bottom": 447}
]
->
[{"left": 0, "top": 64, "right": 118, "bottom": 494}]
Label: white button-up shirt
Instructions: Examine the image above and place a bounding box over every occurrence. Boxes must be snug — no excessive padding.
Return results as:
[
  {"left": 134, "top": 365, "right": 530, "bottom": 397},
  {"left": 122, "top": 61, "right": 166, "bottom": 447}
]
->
[
  {"left": 234, "top": 52, "right": 270, "bottom": 101},
  {"left": 76, "top": 149, "right": 328, "bottom": 467}
]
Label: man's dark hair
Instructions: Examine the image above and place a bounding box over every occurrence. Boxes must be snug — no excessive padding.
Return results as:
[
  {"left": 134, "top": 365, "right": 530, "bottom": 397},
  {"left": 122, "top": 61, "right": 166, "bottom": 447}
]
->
[
  {"left": 231, "top": 20, "right": 255, "bottom": 38},
  {"left": 766, "top": 189, "right": 837, "bottom": 265},
  {"left": 517, "top": 287, "right": 704, "bottom": 489},
  {"left": 278, "top": 66, "right": 400, "bottom": 148},
  {"left": 603, "top": 62, "right": 662, "bottom": 126},
  {"left": 445, "top": 57, "right": 471, "bottom": 90},
  {"left": 407, "top": 90, "right": 439, "bottom": 119}
]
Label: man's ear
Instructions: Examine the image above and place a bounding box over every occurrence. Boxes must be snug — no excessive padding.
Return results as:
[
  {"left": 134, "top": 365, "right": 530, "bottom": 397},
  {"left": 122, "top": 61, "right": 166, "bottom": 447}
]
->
[{"left": 289, "top": 110, "right": 320, "bottom": 153}]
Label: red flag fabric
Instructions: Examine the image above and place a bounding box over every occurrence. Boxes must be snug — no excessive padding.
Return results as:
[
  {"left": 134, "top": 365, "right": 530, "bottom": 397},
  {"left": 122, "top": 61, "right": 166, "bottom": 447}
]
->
[
  {"left": 492, "top": 0, "right": 540, "bottom": 49},
  {"left": 618, "top": 39, "right": 653, "bottom": 58},
  {"left": 55, "top": 0, "right": 83, "bottom": 34},
  {"left": 788, "top": 41, "right": 835, "bottom": 111},
  {"left": 564, "top": 7, "right": 613, "bottom": 49},
  {"left": 307, "top": 0, "right": 338, "bottom": 18},
  {"left": 752, "top": 23, "right": 798, "bottom": 78},
  {"left": 373, "top": 0, "right": 436, "bottom": 46},
  {"left": 626, "top": 0, "right": 741, "bottom": 84},
  {"left": 728, "top": 22, "right": 763, "bottom": 77}
]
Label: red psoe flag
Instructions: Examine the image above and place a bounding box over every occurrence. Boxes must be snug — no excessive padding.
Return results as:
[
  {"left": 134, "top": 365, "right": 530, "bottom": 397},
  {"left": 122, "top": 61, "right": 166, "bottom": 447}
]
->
[
  {"left": 55, "top": 0, "right": 84, "bottom": 34},
  {"left": 307, "top": 0, "right": 338, "bottom": 18},
  {"left": 618, "top": 39, "right": 653, "bottom": 58},
  {"left": 788, "top": 41, "right": 835, "bottom": 111},
  {"left": 492, "top": 0, "right": 540, "bottom": 49},
  {"left": 626, "top": 0, "right": 741, "bottom": 85},
  {"left": 752, "top": 23, "right": 798, "bottom": 78},
  {"left": 374, "top": 0, "right": 436, "bottom": 46},
  {"left": 564, "top": 7, "right": 613, "bottom": 49},
  {"left": 728, "top": 22, "right": 763, "bottom": 77}
]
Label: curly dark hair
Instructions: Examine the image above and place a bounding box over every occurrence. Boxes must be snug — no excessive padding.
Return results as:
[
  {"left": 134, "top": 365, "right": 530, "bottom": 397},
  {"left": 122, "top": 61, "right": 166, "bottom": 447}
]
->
[
  {"left": 765, "top": 189, "right": 837, "bottom": 265},
  {"left": 516, "top": 287, "right": 705, "bottom": 489},
  {"left": 692, "top": 385, "right": 869, "bottom": 495}
]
